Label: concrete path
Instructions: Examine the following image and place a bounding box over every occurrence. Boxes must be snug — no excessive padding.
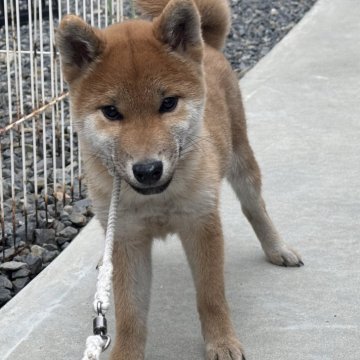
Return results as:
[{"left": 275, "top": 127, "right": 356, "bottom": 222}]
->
[{"left": 1, "top": 0, "right": 359, "bottom": 358}]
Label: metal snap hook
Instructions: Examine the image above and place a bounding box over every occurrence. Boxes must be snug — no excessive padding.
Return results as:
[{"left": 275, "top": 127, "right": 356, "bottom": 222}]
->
[
  {"left": 101, "top": 334, "right": 111, "bottom": 351},
  {"left": 96, "top": 301, "right": 103, "bottom": 316},
  {"left": 93, "top": 301, "right": 111, "bottom": 352}
]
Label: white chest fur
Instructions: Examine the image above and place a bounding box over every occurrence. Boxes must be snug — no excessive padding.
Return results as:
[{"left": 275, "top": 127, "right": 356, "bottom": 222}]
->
[{"left": 116, "top": 180, "right": 217, "bottom": 239}]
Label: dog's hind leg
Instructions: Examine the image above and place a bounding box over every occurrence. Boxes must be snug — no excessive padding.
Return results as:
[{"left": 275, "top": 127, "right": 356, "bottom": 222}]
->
[{"left": 226, "top": 115, "right": 303, "bottom": 267}]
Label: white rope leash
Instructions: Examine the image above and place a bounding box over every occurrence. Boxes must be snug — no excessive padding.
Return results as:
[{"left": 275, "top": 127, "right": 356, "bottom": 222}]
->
[{"left": 82, "top": 174, "right": 121, "bottom": 360}]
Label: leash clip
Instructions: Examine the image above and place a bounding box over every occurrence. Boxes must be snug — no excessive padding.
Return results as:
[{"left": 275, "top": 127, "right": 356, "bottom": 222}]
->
[{"left": 93, "top": 301, "right": 111, "bottom": 351}]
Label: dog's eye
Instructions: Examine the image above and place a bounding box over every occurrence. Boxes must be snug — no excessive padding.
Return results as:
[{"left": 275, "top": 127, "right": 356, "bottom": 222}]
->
[
  {"left": 101, "top": 106, "right": 123, "bottom": 121},
  {"left": 159, "top": 97, "right": 178, "bottom": 113}
]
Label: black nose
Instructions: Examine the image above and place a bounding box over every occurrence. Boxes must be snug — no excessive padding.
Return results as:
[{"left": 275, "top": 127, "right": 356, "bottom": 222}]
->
[{"left": 132, "top": 160, "right": 163, "bottom": 186}]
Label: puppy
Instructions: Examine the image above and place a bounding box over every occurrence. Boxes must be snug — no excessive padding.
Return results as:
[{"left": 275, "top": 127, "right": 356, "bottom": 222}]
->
[{"left": 56, "top": 0, "right": 303, "bottom": 358}]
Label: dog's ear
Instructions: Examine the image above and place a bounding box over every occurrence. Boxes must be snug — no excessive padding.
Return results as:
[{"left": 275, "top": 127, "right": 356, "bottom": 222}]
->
[
  {"left": 56, "top": 15, "right": 104, "bottom": 83},
  {"left": 153, "top": 0, "right": 203, "bottom": 62}
]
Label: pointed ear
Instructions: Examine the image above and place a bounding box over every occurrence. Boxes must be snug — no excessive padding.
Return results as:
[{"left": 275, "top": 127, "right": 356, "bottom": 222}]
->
[
  {"left": 153, "top": 0, "right": 203, "bottom": 62},
  {"left": 56, "top": 15, "right": 104, "bottom": 83}
]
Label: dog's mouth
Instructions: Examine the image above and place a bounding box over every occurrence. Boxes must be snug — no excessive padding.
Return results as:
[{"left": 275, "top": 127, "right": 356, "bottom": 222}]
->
[{"left": 128, "top": 177, "right": 173, "bottom": 195}]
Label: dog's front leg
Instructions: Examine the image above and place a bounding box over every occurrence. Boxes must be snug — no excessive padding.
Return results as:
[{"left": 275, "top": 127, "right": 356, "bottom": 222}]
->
[
  {"left": 179, "top": 212, "right": 245, "bottom": 360},
  {"left": 110, "top": 236, "right": 152, "bottom": 360}
]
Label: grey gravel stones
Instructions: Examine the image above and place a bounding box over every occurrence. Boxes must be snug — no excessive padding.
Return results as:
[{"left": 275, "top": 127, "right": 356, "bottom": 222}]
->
[
  {"left": 42, "top": 250, "right": 60, "bottom": 264},
  {"left": 22, "top": 254, "right": 42, "bottom": 276},
  {"left": 12, "top": 277, "right": 30, "bottom": 293},
  {"left": 61, "top": 242, "right": 70, "bottom": 250},
  {"left": 0, "top": 288, "right": 12, "bottom": 306},
  {"left": 30, "top": 245, "right": 46, "bottom": 258},
  {"left": 0, "top": 261, "right": 27, "bottom": 272},
  {"left": 56, "top": 236, "right": 70, "bottom": 246},
  {"left": 73, "top": 199, "right": 93, "bottom": 216},
  {"left": 0, "top": 275, "right": 13, "bottom": 289},
  {"left": 12, "top": 267, "right": 31, "bottom": 279},
  {"left": 70, "top": 212, "right": 87, "bottom": 226},
  {"left": 224, "top": 0, "right": 316, "bottom": 77},
  {"left": 34, "top": 229, "right": 56, "bottom": 246},
  {"left": 44, "top": 244, "right": 58, "bottom": 251},
  {"left": 2, "top": 248, "right": 16, "bottom": 261},
  {"left": 53, "top": 220, "right": 66, "bottom": 234},
  {"left": 58, "top": 226, "right": 78, "bottom": 240}
]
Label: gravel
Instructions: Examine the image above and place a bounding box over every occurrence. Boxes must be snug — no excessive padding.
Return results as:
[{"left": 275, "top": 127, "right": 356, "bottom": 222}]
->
[
  {"left": 225, "top": 0, "right": 317, "bottom": 77},
  {"left": 0, "top": 0, "right": 316, "bottom": 308},
  {"left": 0, "top": 261, "right": 27, "bottom": 272}
]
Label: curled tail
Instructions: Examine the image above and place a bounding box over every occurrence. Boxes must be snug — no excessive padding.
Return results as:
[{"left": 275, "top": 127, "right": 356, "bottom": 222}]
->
[{"left": 135, "top": 0, "right": 231, "bottom": 50}]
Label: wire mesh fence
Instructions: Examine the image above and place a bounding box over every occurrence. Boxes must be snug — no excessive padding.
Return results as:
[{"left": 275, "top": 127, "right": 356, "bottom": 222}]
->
[{"left": 0, "top": 0, "right": 127, "bottom": 264}]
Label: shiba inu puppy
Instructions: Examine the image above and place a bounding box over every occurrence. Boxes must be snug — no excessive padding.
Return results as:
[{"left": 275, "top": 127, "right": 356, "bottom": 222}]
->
[{"left": 56, "top": 0, "right": 303, "bottom": 358}]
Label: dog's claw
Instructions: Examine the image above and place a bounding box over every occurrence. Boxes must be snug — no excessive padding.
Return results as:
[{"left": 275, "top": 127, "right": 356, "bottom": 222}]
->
[
  {"left": 295, "top": 259, "right": 304, "bottom": 267},
  {"left": 281, "top": 257, "right": 288, "bottom": 267}
]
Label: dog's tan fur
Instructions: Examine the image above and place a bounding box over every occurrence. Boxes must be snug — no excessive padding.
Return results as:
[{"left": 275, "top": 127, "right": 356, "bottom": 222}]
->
[{"left": 56, "top": 0, "right": 302, "bottom": 358}]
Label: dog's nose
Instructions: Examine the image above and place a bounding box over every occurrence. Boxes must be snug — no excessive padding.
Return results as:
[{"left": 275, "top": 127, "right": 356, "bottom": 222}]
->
[{"left": 132, "top": 160, "right": 163, "bottom": 185}]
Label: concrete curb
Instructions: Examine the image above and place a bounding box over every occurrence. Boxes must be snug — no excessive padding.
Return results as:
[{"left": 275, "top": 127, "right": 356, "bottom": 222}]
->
[{"left": 0, "top": 218, "right": 105, "bottom": 359}]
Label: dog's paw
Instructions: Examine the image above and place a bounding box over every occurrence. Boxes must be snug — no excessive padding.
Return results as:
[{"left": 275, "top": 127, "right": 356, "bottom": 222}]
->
[
  {"left": 265, "top": 244, "right": 304, "bottom": 267},
  {"left": 206, "top": 338, "right": 246, "bottom": 360}
]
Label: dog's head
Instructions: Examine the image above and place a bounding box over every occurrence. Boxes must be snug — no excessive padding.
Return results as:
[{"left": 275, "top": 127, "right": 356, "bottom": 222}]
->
[{"left": 56, "top": 0, "right": 205, "bottom": 195}]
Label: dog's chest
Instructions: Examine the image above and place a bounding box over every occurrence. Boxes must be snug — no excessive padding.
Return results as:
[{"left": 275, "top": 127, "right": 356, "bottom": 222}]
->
[
  {"left": 120, "top": 200, "right": 190, "bottom": 233},
  {"left": 118, "top": 189, "right": 215, "bottom": 237}
]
